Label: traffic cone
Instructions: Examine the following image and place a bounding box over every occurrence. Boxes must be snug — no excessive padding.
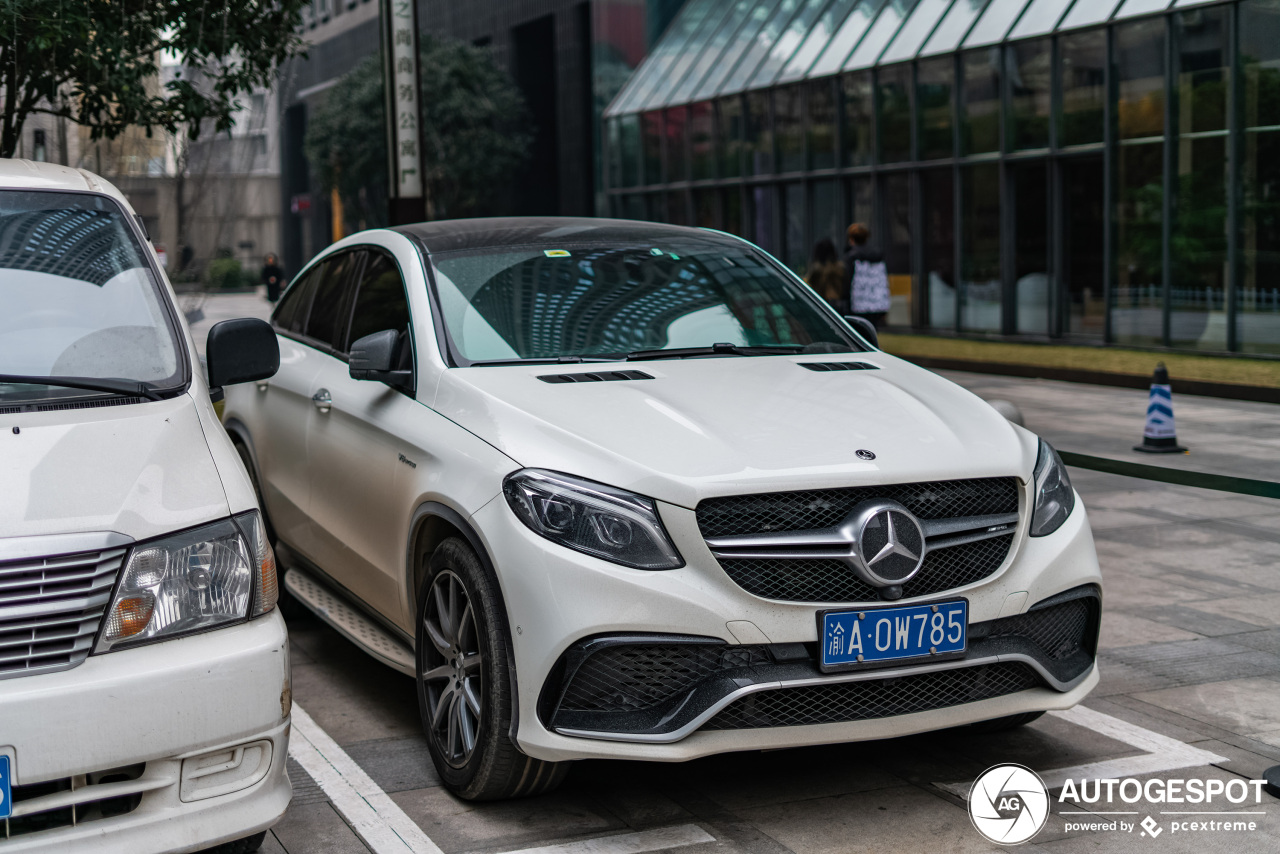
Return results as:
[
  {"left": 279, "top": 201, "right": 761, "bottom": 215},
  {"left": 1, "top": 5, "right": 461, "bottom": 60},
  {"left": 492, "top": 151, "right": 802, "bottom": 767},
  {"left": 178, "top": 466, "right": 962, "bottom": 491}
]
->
[{"left": 1133, "top": 363, "right": 1186, "bottom": 454}]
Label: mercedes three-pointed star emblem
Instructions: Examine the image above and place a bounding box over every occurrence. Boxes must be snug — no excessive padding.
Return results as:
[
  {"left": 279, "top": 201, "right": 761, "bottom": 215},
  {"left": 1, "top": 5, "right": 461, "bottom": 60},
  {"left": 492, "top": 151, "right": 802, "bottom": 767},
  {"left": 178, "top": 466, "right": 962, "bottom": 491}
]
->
[
  {"left": 846, "top": 499, "right": 927, "bottom": 588},
  {"left": 866, "top": 509, "right": 920, "bottom": 567}
]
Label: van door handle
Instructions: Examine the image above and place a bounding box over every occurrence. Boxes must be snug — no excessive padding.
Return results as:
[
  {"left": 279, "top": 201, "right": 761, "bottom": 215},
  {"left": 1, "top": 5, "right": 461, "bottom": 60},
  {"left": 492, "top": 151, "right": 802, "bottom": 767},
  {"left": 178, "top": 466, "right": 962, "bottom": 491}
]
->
[{"left": 311, "top": 389, "right": 332, "bottom": 413}]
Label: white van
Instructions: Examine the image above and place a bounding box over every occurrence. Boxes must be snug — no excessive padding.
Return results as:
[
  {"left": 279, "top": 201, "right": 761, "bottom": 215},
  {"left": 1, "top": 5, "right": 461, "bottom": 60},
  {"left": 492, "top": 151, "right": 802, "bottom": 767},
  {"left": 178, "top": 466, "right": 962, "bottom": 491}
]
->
[{"left": 0, "top": 161, "right": 289, "bottom": 852}]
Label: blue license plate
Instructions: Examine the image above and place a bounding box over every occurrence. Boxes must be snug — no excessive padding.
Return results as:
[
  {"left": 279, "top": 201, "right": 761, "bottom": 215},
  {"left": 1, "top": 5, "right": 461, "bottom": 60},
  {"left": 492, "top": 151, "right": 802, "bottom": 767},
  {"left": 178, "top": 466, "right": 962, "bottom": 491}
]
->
[
  {"left": 0, "top": 755, "right": 10, "bottom": 819},
  {"left": 820, "top": 600, "right": 967, "bottom": 671}
]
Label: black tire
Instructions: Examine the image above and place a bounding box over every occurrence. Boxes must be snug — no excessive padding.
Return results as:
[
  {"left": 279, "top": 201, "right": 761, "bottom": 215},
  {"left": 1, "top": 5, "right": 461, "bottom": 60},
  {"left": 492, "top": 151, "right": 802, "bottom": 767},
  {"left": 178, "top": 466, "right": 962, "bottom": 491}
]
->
[
  {"left": 233, "top": 440, "right": 307, "bottom": 620},
  {"left": 201, "top": 831, "right": 266, "bottom": 853},
  {"left": 416, "top": 537, "right": 569, "bottom": 800},
  {"left": 967, "top": 711, "right": 1046, "bottom": 733}
]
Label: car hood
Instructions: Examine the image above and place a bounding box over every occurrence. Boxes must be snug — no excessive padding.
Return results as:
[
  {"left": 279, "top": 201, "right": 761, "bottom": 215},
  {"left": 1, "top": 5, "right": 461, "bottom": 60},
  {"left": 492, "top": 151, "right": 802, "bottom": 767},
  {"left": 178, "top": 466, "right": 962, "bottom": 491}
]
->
[
  {"left": 0, "top": 393, "right": 229, "bottom": 543},
  {"left": 432, "top": 353, "right": 1035, "bottom": 508}
]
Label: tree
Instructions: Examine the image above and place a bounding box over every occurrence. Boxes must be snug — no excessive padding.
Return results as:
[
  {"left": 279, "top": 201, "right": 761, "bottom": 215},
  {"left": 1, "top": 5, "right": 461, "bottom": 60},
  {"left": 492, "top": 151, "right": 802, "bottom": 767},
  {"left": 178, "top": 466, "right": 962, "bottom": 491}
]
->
[
  {"left": 306, "top": 35, "right": 532, "bottom": 226},
  {"left": 0, "top": 0, "right": 309, "bottom": 158}
]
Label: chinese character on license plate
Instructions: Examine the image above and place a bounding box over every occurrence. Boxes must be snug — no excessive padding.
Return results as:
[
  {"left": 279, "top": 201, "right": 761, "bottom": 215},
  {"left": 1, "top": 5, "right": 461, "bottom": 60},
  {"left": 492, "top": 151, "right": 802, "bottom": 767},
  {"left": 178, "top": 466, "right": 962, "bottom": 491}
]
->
[{"left": 820, "top": 600, "right": 967, "bottom": 672}]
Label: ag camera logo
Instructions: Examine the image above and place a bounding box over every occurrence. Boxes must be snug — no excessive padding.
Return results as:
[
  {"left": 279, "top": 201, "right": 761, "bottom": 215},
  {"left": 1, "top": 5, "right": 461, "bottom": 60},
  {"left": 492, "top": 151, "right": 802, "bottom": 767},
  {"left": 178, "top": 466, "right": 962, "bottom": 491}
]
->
[{"left": 969, "top": 764, "right": 1050, "bottom": 845}]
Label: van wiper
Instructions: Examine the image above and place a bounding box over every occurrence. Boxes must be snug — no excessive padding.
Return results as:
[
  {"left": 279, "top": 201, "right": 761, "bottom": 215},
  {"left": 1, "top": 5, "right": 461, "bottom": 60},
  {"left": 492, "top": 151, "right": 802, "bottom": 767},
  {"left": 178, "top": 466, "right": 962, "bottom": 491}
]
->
[
  {"left": 466, "top": 356, "right": 615, "bottom": 367},
  {"left": 0, "top": 374, "right": 163, "bottom": 401},
  {"left": 624, "top": 343, "right": 806, "bottom": 361}
]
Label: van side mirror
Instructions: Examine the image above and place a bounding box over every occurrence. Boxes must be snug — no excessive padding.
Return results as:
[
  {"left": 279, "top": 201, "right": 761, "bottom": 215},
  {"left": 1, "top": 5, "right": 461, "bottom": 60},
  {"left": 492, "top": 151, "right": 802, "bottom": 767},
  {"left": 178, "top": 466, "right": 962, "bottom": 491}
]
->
[
  {"left": 349, "top": 329, "right": 413, "bottom": 391},
  {"left": 207, "top": 319, "right": 279, "bottom": 394},
  {"left": 844, "top": 315, "right": 879, "bottom": 348}
]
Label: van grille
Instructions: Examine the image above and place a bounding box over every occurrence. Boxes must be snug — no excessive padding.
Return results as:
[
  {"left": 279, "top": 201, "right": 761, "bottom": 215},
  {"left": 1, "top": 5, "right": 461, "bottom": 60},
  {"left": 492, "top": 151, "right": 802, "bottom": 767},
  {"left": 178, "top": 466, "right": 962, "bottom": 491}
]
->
[{"left": 0, "top": 548, "right": 124, "bottom": 679}]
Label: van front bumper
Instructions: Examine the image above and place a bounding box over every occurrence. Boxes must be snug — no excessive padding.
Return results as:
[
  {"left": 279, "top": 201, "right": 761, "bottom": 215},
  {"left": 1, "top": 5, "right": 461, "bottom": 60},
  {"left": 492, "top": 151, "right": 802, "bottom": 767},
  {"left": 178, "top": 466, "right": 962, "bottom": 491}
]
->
[{"left": 0, "top": 612, "right": 292, "bottom": 853}]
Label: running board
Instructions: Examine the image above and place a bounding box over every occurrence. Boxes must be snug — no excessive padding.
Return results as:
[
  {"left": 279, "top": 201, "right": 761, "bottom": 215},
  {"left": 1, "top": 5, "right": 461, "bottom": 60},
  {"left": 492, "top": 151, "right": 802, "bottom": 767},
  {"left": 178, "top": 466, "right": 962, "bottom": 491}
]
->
[{"left": 283, "top": 569, "right": 416, "bottom": 676}]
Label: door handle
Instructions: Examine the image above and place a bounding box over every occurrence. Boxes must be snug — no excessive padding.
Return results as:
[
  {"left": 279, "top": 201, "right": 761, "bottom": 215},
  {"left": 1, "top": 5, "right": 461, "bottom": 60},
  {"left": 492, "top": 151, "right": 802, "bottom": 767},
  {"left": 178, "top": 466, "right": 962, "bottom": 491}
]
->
[{"left": 311, "top": 388, "right": 332, "bottom": 413}]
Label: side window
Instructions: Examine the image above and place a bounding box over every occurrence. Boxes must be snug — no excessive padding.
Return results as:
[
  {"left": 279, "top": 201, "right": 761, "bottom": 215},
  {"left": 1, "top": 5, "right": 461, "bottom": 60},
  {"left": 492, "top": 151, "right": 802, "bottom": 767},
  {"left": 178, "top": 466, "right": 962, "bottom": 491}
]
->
[
  {"left": 304, "top": 250, "right": 363, "bottom": 352},
  {"left": 347, "top": 251, "right": 412, "bottom": 369},
  {"left": 272, "top": 261, "right": 325, "bottom": 335}
]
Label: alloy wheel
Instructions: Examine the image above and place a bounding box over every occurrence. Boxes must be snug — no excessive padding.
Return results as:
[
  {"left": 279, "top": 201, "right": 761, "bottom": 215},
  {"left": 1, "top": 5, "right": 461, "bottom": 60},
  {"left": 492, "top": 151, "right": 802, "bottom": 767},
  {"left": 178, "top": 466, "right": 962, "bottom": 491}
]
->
[{"left": 421, "top": 569, "right": 484, "bottom": 768}]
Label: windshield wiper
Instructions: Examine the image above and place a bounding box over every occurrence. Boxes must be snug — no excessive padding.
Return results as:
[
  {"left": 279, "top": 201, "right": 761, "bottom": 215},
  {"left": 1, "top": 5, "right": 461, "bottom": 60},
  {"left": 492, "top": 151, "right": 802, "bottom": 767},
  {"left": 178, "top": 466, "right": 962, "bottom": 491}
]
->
[
  {"left": 0, "top": 374, "right": 163, "bottom": 401},
  {"left": 623, "top": 343, "right": 806, "bottom": 361},
  {"left": 466, "top": 356, "right": 616, "bottom": 367}
]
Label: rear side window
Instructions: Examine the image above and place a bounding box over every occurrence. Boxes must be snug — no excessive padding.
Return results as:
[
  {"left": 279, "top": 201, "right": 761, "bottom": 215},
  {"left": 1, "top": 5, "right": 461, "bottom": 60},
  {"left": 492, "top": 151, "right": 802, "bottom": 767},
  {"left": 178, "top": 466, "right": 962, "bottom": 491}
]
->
[
  {"left": 273, "top": 262, "right": 324, "bottom": 335},
  {"left": 348, "top": 251, "right": 411, "bottom": 347},
  {"left": 304, "top": 251, "right": 363, "bottom": 352}
]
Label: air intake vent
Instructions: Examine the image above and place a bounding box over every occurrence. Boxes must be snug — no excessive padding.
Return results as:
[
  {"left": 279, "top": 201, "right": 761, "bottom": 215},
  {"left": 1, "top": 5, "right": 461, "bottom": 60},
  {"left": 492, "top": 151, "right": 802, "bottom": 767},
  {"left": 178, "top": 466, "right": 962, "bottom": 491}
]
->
[
  {"left": 798, "top": 362, "right": 878, "bottom": 372},
  {"left": 538, "top": 370, "right": 654, "bottom": 384}
]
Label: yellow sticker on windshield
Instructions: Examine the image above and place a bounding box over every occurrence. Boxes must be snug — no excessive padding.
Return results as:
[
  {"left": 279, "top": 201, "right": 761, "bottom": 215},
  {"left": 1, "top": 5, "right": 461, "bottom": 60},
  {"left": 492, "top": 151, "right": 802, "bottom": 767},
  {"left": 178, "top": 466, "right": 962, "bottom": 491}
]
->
[{"left": 544, "top": 249, "right": 571, "bottom": 257}]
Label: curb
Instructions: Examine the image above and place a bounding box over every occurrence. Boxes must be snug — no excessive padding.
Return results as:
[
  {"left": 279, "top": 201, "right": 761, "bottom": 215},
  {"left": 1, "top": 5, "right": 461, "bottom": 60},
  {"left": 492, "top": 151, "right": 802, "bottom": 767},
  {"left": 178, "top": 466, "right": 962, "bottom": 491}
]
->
[
  {"left": 897, "top": 355, "right": 1280, "bottom": 404},
  {"left": 1059, "top": 451, "right": 1280, "bottom": 500}
]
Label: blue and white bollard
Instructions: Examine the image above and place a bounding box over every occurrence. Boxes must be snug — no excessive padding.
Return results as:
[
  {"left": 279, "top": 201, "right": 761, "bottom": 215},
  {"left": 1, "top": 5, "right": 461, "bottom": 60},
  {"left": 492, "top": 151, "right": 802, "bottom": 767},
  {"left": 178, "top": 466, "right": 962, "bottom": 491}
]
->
[{"left": 1133, "top": 363, "right": 1187, "bottom": 454}]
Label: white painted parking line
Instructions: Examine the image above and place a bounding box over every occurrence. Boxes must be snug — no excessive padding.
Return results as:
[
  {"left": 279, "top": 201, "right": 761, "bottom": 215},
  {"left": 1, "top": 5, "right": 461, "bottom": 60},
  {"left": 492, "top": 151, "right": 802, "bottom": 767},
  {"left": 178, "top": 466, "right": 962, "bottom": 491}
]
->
[
  {"left": 289, "top": 703, "right": 444, "bottom": 854},
  {"left": 936, "top": 705, "right": 1230, "bottom": 800},
  {"left": 496, "top": 825, "right": 715, "bottom": 854}
]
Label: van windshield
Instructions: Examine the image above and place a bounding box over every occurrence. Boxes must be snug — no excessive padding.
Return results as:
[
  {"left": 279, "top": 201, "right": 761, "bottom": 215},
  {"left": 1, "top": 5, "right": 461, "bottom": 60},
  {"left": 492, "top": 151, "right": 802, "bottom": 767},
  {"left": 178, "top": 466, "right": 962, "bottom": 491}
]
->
[
  {"left": 0, "top": 190, "right": 183, "bottom": 404},
  {"left": 429, "top": 239, "right": 862, "bottom": 364}
]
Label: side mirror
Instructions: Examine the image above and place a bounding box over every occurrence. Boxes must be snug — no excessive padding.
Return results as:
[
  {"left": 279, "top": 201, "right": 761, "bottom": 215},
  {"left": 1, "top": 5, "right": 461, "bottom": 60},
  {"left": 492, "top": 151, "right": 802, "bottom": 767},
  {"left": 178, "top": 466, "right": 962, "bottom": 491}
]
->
[
  {"left": 207, "top": 319, "right": 279, "bottom": 395},
  {"left": 349, "top": 329, "right": 413, "bottom": 391},
  {"left": 844, "top": 315, "right": 879, "bottom": 348}
]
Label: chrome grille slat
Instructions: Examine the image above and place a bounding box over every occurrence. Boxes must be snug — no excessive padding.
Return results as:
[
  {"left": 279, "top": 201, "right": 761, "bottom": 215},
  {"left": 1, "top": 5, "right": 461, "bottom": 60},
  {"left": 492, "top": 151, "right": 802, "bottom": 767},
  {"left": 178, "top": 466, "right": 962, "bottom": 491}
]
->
[
  {"left": 0, "top": 545, "right": 123, "bottom": 680},
  {"left": 697, "top": 479, "right": 1020, "bottom": 603}
]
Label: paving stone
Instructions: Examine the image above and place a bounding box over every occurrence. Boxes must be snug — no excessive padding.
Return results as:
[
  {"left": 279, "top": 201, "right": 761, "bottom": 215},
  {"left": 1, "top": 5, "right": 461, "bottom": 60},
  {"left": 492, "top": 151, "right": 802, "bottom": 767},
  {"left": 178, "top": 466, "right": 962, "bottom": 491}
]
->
[
  {"left": 270, "top": 801, "right": 371, "bottom": 854},
  {"left": 1134, "top": 605, "right": 1264, "bottom": 638},
  {"left": 388, "top": 787, "right": 623, "bottom": 854},
  {"left": 344, "top": 735, "right": 440, "bottom": 794},
  {"left": 1098, "top": 612, "right": 1202, "bottom": 650},
  {"left": 1188, "top": 594, "right": 1280, "bottom": 629},
  {"left": 746, "top": 784, "right": 1007, "bottom": 854},
  {"left": 1232, "top": 629, "right": 1280, "bottom": 655},
  {"left": 259, "top": 832, "right": 288, "bottom": 854},
  {"left": 287, "top": 756, "right": 330, "bottom": 806},
  {"left": 1132, "top": 678, "right": 1280, "bottom": 737}
]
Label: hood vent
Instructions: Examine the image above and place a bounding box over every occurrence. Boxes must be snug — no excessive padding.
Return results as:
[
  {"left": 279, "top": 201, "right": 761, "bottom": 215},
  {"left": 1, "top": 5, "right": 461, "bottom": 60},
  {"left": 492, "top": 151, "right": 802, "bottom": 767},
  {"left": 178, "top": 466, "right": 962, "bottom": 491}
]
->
[
  {"left": 538, "top": 370, "right": 654, "bottom": 384},
  {"left": 798, "top": 361, "right": 878, "bottom": 372}
]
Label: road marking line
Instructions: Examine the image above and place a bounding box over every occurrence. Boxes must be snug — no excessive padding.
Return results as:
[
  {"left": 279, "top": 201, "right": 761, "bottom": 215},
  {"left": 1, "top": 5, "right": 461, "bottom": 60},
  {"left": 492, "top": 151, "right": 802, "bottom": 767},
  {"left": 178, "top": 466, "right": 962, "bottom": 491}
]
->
[
  {"left": 290, "top": 703, "right": 444, "bottom": 854},
  {"left": 935, "top": 705, "right": 1229, "bottom": 800},
  {"left": 495, "top": 824, "right": 715, "bottom": 854}
]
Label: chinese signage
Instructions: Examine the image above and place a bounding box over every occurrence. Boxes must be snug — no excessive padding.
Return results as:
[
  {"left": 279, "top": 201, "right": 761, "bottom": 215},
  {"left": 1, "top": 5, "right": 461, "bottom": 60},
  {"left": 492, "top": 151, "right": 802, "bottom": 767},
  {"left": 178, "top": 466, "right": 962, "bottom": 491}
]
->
[{"left": 383, "top": 0, "right": 422, "bottom": 199}]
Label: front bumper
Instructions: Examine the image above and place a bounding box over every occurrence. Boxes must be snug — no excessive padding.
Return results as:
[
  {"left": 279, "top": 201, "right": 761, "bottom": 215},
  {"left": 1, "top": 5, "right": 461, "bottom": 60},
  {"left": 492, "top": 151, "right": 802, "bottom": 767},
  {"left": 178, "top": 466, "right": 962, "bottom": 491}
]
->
[
  {"left": 473, "top": 486, "right": 1101, "bottom": 763},
  {"left": 0, "top": 613, "right": 292, "bottom": 852}
]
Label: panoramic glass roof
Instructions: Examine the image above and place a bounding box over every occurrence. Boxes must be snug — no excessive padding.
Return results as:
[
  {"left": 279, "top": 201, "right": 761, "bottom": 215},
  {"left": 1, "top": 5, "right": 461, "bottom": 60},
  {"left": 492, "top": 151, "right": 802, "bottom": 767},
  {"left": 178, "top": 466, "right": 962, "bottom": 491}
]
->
[{"left": 605, "top": 0, "right": 1203, "bottom": 116}]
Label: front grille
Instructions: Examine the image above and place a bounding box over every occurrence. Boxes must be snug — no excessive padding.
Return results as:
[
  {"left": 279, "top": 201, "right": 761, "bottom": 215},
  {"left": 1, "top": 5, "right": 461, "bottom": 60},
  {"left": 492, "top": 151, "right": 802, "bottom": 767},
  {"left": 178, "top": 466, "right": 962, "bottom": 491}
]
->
[
  {"left": 4, "top": 764, "right": 145, "bottom": 839},
  {"left": 559, "top": 643, "right": 771, "bottom": 713},
  {"left": 718, "top": 534, "right": 1014, "bottom": 603},
  {"left": 696, "top": 478, "right": 1019, "bottom": 538},
  {"left": 0, "top": 548, "right": 123, "bottom": 679},
  {"left": 703, "top": 662, "right": 1043, "bottom": 730}
]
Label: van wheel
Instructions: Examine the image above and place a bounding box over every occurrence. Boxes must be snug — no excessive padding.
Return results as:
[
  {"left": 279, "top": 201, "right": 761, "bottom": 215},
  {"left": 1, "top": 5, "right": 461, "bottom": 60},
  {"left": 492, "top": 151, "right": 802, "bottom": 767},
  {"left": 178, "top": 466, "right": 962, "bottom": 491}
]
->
[
  {"left": 415, "top": 537, "right": 568, "bottom": 800},
  {"left": 967, "top": 711, "right": 1046, "bottom": 733}
]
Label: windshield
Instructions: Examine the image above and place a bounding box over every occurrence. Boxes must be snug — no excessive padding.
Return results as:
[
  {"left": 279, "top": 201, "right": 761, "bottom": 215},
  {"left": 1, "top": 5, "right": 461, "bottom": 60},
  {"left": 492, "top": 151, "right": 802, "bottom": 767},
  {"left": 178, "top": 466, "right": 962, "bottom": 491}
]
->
[
  {"left": 0, "top": 190, "right": 182, "bottom": 404},
  {"left": 429, "top": 239, "right": 862, "bottom": 363}
]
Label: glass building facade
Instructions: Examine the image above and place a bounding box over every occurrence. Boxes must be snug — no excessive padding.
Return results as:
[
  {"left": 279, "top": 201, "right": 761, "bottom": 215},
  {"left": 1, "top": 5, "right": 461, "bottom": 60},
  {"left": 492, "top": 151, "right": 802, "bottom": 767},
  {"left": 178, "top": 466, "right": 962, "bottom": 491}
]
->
[{"left": 603, "top": 0, "right": 1280, "bottom": 354}]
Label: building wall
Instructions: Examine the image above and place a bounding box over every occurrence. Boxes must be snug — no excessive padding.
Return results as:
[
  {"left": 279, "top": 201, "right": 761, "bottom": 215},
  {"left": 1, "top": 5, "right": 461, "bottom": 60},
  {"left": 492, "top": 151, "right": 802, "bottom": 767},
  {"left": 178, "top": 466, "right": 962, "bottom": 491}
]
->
[{"left": 605, "top": 0, "right": 1280, "bottom": 357}]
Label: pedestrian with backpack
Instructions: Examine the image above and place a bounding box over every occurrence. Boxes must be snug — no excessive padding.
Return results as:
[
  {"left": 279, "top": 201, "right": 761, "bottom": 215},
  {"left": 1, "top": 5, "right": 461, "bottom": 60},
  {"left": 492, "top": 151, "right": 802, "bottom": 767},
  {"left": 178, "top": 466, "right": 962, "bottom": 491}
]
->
[{"left": 842, "top": 222, "right": 891, "bottom": 329}]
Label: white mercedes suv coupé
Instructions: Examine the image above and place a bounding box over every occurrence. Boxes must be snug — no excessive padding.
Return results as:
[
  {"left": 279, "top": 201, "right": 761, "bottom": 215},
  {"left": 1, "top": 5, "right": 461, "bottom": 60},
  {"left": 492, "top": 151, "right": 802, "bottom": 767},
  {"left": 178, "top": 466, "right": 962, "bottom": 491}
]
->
[{"left": 223, "top": 218, "right": 1101, "bottom": 801}]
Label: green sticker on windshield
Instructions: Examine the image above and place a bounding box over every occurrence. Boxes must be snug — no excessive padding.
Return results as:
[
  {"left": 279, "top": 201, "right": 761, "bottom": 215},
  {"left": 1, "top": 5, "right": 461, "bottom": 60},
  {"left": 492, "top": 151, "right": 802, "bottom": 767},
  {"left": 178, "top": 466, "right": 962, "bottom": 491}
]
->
[{"left": 544, "top": 249, "right": 571, "bottom": 257}]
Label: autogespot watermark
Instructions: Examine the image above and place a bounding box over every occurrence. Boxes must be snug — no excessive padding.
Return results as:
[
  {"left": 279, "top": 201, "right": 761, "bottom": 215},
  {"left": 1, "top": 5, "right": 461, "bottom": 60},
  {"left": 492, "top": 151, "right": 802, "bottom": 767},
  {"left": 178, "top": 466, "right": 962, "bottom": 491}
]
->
[{"left": 968, "top": 765, "right": 1271, "bottom": 845}]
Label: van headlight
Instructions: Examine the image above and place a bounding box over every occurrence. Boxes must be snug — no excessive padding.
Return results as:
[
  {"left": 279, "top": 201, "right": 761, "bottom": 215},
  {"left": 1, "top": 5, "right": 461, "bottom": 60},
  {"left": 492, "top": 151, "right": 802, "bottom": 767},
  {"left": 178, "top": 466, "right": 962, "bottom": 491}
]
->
[
  {"left": 503, "top": 469, "right": 684, "bottom": 570},
  {"left": 1030, "top": 440, "right": 1075, "bottom": 537},
  {"left": 96, "top": 511, "right": 278, "bottom": 652}
]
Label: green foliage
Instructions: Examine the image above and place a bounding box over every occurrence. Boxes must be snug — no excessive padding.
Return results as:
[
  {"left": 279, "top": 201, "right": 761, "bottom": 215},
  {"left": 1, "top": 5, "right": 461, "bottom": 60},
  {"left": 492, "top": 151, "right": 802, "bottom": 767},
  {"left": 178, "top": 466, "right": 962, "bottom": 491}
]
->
[
  {"left": 0, "top": 0, "right": 309, "bottom": 157},
  {"left": 205, "top": 256, "right": 245, "bottom": 291},
  {"left": 305, "top": 35, "right": 532, "bottom": 224}
]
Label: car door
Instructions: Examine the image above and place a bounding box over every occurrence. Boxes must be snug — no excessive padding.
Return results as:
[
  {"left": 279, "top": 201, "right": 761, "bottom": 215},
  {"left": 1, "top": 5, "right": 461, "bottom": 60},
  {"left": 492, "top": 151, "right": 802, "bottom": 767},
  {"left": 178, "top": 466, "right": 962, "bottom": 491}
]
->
[
  {"left": 255, "top": 261, "right": 327, "bottom": 549},
  {"left": 306, "top": 248, "right": 420, "bottom": 624}
]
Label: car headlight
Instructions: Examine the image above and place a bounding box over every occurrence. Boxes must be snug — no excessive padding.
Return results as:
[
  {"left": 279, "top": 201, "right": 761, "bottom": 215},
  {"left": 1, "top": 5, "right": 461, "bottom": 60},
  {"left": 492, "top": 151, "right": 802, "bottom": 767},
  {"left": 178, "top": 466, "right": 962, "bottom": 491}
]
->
[
  {"left": 503, "top": 469, "right": 683, "bottom": 570},
  {"left": 1030, "top": 439, "right": 1075, "bottom": 537},
  {"left": 96, "top": 511, "right": 278, "bottom": 652}
]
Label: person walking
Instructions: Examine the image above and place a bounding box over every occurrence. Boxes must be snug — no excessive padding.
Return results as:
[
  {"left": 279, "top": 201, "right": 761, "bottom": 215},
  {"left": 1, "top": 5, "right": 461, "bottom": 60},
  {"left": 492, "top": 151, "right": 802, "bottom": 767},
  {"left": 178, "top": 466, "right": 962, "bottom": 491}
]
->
[
  {"left": 842, "top": 222, "right": 891, "bottom": 328},
  {"left": 261, "top": 253, "right": 285, "bottom": 303},
  {"left": 805, "top": 237, "right": 847, "bottom": 313}
]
